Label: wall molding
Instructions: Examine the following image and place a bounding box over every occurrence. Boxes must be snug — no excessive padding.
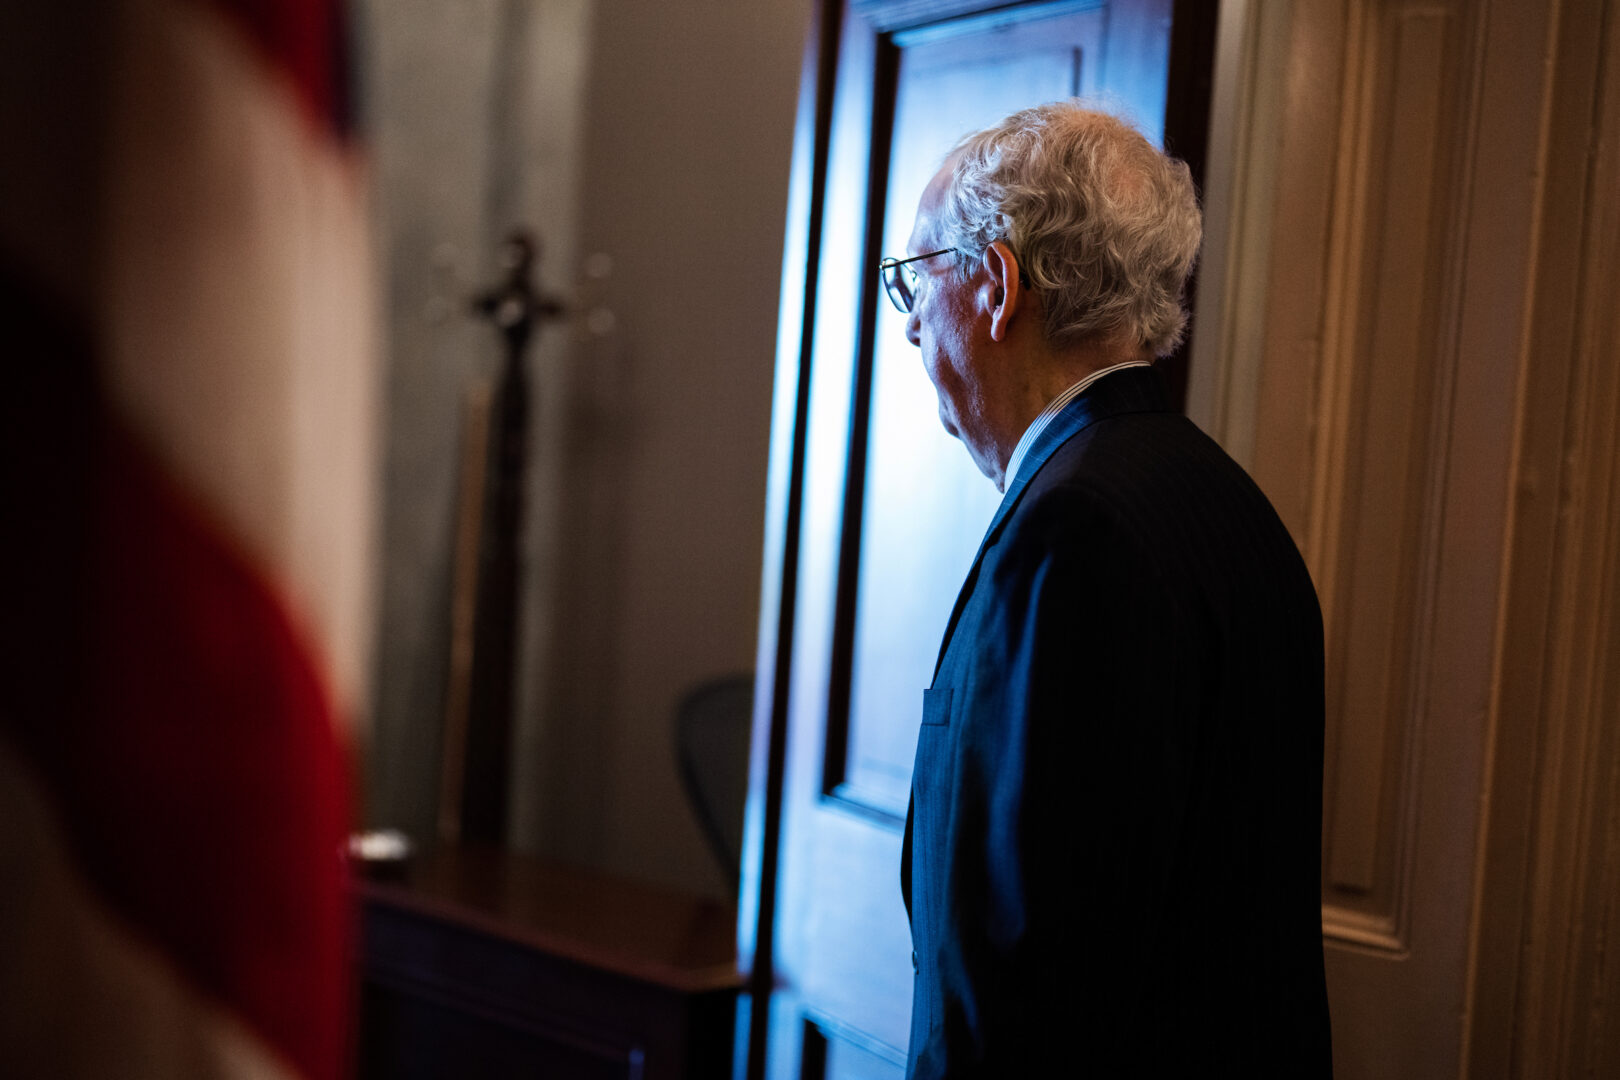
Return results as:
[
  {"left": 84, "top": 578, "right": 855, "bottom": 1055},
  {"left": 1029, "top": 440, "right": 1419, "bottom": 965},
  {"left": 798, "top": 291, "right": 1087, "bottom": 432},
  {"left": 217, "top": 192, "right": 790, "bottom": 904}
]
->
[
  {"left": 1464, "top": 0, "right": 1620, "bottom": 1074},
  {"left": 1191, "top": 1, "right": 1619, "bottom": 1074}
]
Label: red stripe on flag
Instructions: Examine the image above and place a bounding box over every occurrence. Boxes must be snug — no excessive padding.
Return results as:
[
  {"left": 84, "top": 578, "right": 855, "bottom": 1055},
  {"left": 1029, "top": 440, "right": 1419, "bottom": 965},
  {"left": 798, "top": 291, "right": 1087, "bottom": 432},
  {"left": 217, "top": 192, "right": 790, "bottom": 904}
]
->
[
  {"left": 62, "top": 419, "right": 354, "bottom": 1080},
  {"left": 198, "top": 0, "right": 351, "bottom": 136}
]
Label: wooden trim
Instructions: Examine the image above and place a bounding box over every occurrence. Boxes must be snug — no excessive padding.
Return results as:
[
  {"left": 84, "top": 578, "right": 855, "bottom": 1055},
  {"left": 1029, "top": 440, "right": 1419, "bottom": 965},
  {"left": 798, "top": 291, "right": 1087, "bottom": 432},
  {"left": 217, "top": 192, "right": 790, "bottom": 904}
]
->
[
  {"left": 1154, "top": 0, "right": 1221, "bottom": 412},
  {"left": 437, "top": 379, "right": 494, "bottom": 842},
  {"left": 802, "top": 1009, "right": 910, "bottom": 1068},
  {"left": 854, "top": 0, "right": 1100, "bottom": 33},
  {"left": 1184, "top": 0, "right": 1300, "bottom": 467},
  {"left": 798, "top": 1018, "right": 829, "bottom": 1080},
  {"left": 1199, "top": 0, "right": 1486, "bottom": 955},
  {"left": 740, "top": 2, "right": 847, "bottom": 1076},
  {"left": 1188, "top": 0, "right": 1620, "bottom": 1072},
  {"left": 821, "top": 34, "right": 900, "bottom": 804},
  {"left": 1464, "top": 0, "right": 1620, "bottom": 1074},
  {"left": 1317, "top": 2, "right": 1472, "bottom": 948}
]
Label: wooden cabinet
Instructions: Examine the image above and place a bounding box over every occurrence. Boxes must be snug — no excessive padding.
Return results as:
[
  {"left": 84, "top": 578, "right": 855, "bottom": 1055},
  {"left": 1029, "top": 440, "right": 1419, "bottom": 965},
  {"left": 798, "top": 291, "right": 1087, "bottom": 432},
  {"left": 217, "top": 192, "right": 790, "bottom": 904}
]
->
[{"left": 356, "top": 849, "right": 740, "bottom": 1079}]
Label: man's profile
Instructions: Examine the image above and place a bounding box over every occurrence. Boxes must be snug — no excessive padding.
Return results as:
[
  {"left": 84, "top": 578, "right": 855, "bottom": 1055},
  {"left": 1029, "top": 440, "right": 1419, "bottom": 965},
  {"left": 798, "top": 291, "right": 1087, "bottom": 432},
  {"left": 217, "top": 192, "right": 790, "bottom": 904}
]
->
[{"left": 893, "top": 102, "right": 1332, "bottom": 1077}]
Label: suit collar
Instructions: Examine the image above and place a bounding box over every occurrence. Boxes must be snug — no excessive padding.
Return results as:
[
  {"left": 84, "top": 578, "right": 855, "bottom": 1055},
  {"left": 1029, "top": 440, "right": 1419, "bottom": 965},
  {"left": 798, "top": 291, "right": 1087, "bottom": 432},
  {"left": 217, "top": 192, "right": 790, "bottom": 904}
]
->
[
  {"left": 931, "top": 365, "right": 1170, "bottom": 679},
  {"left": 982, "top": 364, "right": 1169, "bottom": 547}
]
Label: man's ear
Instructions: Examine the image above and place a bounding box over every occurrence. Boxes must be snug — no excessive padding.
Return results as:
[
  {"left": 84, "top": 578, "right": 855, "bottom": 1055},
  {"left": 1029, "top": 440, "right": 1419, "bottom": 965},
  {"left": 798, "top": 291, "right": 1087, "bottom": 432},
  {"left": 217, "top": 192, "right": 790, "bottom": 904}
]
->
[{"left": 981, "top": 241, "right": 1024, "bottom": 342}]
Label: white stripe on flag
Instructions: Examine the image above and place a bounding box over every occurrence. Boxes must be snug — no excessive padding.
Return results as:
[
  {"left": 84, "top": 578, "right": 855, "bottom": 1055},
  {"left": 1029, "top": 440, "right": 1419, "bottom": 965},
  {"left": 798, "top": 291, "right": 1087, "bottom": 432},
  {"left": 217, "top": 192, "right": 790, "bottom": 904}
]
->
[{"left": 102, "top": 0, "right": 377, "bottom": 728}]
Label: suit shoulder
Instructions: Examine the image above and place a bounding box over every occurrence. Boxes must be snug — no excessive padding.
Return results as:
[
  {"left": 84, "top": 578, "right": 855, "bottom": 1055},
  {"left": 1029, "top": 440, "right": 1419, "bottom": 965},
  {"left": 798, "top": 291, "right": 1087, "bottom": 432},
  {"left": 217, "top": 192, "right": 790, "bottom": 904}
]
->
[
  {"left": 1041, "top": 411, "right": 1257, "bottom": 501},
  {"left": 1002, "top": 411, "right": 1318, "bottom": 617}
]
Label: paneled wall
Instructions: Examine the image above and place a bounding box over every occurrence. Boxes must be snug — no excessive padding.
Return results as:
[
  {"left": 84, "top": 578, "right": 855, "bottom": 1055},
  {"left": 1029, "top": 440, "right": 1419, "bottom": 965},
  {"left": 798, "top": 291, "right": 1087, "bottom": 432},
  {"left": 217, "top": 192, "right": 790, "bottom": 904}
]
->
[{"left": 1192, "top": 1, "right": 1620, "bottom": 1075}]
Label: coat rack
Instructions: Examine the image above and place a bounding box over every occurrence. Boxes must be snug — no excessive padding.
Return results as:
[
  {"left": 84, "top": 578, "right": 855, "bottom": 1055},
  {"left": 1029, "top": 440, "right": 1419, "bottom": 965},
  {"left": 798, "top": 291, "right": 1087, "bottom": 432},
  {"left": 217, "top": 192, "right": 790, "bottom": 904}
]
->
[{"left": 438, "top": 230, "right": 567, "bottom": 847}]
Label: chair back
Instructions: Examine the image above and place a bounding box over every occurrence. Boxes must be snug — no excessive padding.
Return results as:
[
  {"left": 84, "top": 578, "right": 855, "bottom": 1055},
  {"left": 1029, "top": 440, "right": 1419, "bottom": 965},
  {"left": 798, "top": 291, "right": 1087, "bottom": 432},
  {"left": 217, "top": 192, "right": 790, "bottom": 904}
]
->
[{"left": 674, "top": 673, "right": 755, "bottom": 894}]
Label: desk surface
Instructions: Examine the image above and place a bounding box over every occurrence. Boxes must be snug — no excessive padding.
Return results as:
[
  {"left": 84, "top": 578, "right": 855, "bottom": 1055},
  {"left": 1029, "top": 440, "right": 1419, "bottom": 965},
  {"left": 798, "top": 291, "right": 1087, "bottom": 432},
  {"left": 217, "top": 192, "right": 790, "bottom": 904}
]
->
[{"left": 358, "top": 847, "right": 742, "bottom": 994}]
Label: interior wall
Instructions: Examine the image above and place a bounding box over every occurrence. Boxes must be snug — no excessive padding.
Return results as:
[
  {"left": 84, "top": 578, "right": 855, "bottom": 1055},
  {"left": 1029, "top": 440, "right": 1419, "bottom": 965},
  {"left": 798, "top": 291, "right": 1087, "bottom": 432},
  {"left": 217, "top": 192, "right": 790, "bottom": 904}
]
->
[
  {"left": 364, "top": 0, "right": 522, "bottom": 844},
  {"left": 523, "top": 0, "right": 807, "bottom": 898},
  {"left": 362, "top": 0, "right": 806, "bottom": 900}
]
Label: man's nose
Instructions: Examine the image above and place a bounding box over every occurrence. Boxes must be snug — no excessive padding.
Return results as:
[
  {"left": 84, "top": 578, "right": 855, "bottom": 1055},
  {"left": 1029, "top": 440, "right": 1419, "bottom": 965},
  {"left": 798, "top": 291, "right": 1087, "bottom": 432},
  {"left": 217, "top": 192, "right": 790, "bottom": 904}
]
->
[{"left": 905, "top": 306, "right": 921, "bottom": 346}]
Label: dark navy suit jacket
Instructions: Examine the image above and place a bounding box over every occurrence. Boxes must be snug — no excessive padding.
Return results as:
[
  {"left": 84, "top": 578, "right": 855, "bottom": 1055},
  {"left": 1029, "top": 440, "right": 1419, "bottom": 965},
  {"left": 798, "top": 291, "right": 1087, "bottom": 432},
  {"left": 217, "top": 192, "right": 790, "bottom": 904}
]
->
[{"left": 902, "top": 367, "right": 1332, "bottom": 1077}]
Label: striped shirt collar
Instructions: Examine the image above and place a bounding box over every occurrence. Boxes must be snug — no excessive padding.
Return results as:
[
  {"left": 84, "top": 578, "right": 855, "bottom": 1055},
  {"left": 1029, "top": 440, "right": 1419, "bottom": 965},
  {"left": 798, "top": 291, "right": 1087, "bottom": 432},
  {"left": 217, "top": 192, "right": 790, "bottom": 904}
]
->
[{"left": 1001, "top": 360, "right": 1154, "bottom": 489}]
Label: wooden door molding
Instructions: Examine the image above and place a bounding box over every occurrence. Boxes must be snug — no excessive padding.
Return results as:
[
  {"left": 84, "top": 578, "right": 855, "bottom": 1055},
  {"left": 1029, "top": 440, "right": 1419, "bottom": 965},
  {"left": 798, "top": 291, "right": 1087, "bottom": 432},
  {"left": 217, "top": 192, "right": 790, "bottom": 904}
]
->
[
  {"left": 1194, "top": 0, "right": 1619, "bottom": 1075},
  {"left": 853, "top": 0, "right": 1102, "bottom": 33},
  {"left": 739, "top": 0, "right": 844, "bottom": 1065},
  {"left": 1200, "top": 0, "right": 1491, "bottom": 960},
  {"left": 1464, "top": 0, "right": 1620, "bottom": 1075},
  {"left": 1308, "top": 0, "right": 1475, "bottom": 952}
]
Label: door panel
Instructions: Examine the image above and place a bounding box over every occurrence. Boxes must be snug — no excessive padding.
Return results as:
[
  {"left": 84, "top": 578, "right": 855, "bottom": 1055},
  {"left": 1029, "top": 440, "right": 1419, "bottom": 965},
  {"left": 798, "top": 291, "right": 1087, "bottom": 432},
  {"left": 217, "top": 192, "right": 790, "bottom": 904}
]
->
[
  {"left": 843, "top": 12, "right": 1104, "bottom": 819},
  {"left": 749, "top": 3, "right": 1179, "bottom": 1077}
]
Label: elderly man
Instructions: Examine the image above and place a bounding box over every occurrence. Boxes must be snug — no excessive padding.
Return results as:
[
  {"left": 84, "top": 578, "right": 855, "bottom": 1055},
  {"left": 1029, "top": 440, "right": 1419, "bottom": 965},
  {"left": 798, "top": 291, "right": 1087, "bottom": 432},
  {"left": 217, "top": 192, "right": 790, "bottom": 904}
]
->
[{"left": 889, "top": 103, "right": 1332, "bottom": 1076}]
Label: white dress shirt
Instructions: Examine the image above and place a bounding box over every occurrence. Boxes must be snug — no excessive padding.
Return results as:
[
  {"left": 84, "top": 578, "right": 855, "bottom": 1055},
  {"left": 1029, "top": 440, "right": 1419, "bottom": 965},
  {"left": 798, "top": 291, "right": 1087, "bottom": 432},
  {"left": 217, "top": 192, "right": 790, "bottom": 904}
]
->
[{"left": 1002, "top": 360, "right": 1153, "bottom": 487}]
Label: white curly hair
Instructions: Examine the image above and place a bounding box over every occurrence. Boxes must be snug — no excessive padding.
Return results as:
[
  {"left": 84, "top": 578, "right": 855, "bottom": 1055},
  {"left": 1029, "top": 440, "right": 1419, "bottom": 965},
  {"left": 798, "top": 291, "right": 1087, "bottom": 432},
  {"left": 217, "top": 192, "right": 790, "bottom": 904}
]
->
[{"left": 938, "top": 102, "right": 1202, "bottom": 357}]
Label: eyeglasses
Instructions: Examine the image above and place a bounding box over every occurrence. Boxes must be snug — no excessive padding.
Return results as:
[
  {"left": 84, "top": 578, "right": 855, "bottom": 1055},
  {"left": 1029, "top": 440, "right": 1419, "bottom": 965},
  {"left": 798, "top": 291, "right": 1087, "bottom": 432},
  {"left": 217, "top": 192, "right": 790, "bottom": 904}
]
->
[{"left": 878, "top": 248, "right": 955, "bottom": 313}]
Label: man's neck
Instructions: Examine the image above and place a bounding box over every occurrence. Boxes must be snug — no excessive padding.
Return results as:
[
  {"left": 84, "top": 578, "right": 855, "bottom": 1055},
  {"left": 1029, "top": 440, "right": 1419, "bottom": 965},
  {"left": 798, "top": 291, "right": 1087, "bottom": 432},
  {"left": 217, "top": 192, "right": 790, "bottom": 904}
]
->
[{"left": 987, "top": 338, "right": 1150, "bottom": 489}]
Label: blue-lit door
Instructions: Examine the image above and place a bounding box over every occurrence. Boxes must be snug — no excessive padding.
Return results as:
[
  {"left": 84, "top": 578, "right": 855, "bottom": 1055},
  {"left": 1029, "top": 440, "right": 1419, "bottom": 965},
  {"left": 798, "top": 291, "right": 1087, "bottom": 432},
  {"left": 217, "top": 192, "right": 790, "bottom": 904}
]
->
[{"left": 745, "top": 2, "right": 1186, "bottom": 1076}]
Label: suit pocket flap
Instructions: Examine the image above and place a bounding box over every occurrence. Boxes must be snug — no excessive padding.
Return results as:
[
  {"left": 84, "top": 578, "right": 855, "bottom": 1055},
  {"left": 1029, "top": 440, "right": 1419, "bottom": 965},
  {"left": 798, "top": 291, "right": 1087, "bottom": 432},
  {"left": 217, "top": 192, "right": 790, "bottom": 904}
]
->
[{"left": 921, "top": 687, "right": 953, "bottom": 726}]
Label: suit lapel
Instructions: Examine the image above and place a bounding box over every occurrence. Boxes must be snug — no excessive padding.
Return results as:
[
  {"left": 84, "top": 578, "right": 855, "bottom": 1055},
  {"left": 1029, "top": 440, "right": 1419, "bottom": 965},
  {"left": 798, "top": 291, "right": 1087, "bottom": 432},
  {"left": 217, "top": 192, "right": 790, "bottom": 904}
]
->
[{"left": 929, "top": 367, "right": 1169, "bottom": 679}]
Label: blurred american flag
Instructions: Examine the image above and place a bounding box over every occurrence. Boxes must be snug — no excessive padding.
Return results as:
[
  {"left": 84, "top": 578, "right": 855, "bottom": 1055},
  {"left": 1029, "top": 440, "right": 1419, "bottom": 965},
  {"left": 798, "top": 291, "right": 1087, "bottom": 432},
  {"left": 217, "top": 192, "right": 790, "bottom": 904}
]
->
[{"left": 1, "top": 1, "right": 376, "bottom": 1076}]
